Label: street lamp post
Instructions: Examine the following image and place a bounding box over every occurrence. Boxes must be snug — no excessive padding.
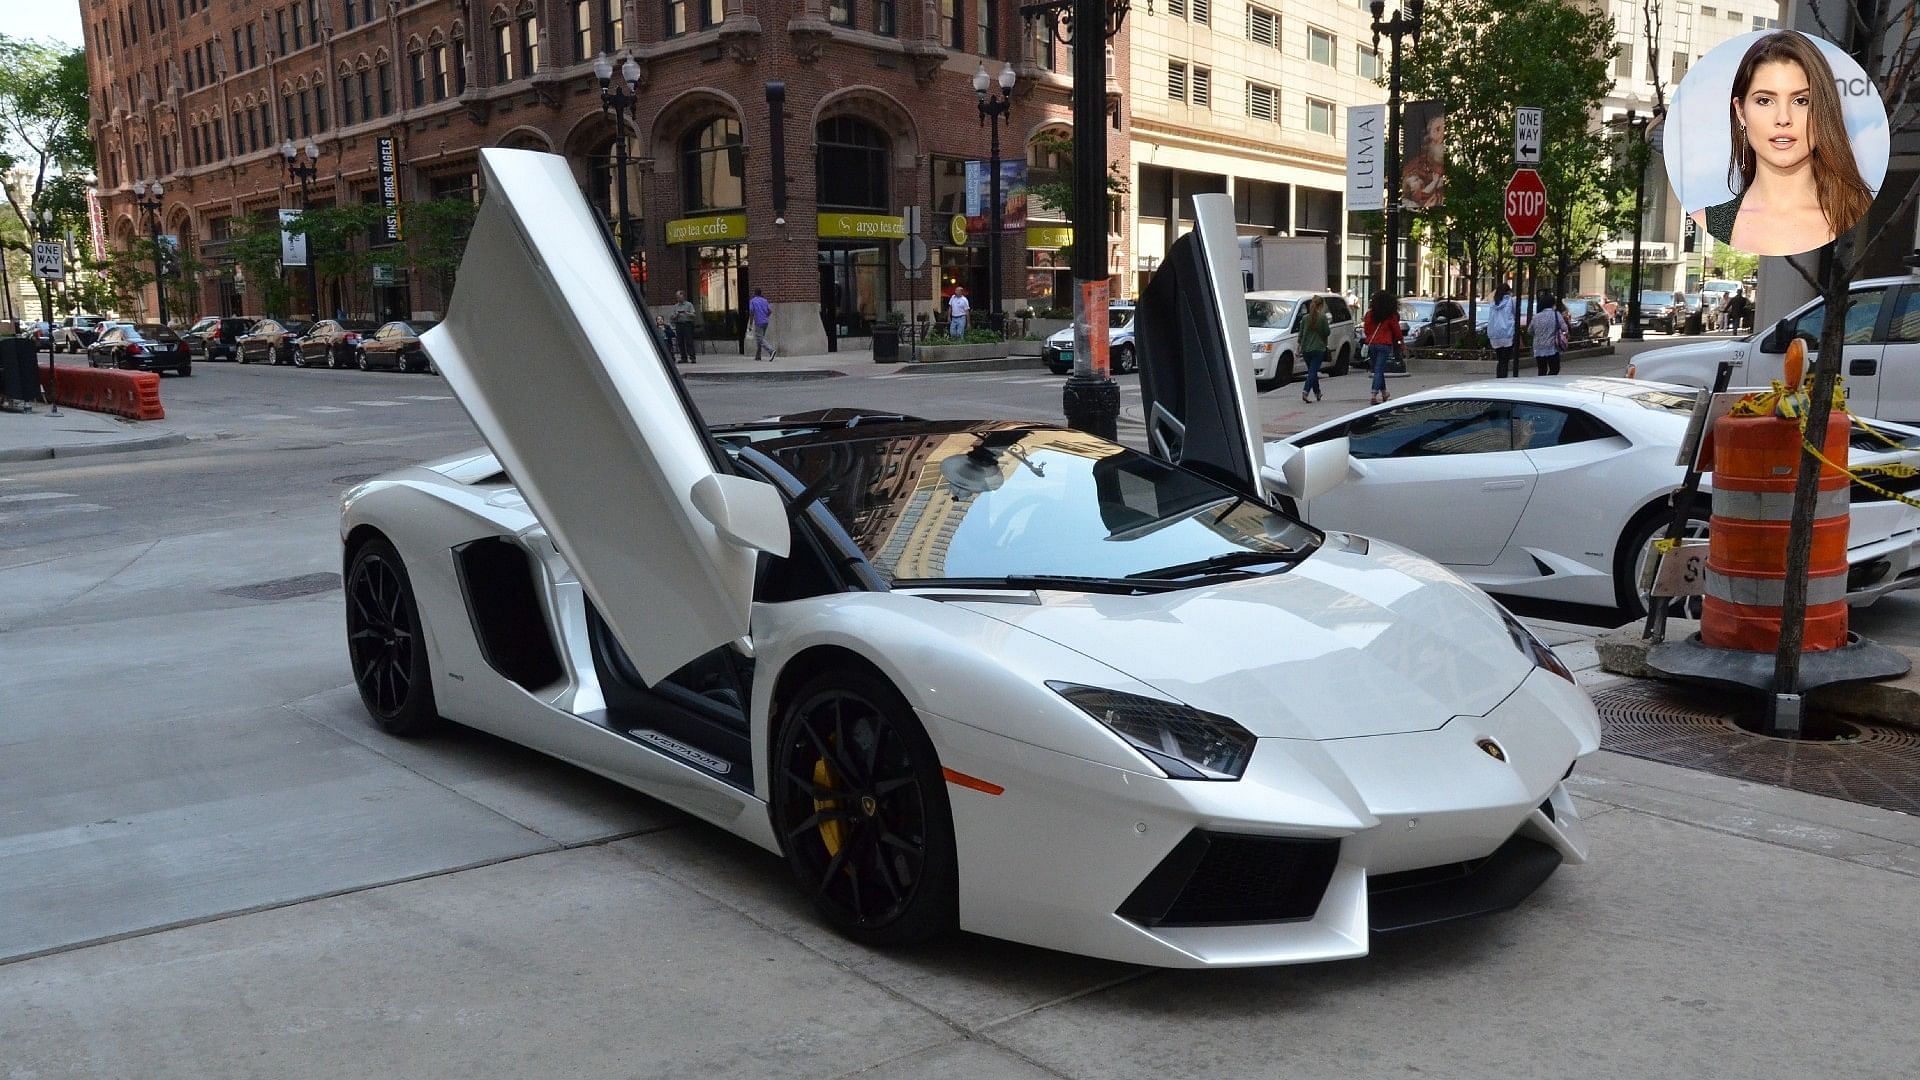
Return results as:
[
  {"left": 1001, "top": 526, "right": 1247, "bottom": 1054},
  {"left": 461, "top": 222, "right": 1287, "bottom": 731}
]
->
[
  {"left": 594, "top": 55, "right": 643, "bottom": 264},
  {"left": 1620, "top": 109, "right": 1650, "bottom": 342},
  {"left": 131, "top": 180, "right": 169, "bottom": 326},
  {"left": 975, "top": 61, "right": 1018, "bottom": 336},
  {"left": 281, "top": 139, "right": 322, "bottom": 321},
  {"left": 1369, "top": 0, "right": 1424, "bottom": 299},
  {"left": 1023, "top": 0, "right": 1130, "bottom": 439}
]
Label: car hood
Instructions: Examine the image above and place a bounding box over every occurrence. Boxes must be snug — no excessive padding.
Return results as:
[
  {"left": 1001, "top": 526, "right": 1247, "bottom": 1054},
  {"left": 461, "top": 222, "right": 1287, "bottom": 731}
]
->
[
  {"left": 1630, "top": 338, "right": 1746, "bottom": 379},
  {"left": 947, "top": 539, "right": 1537, "bottom": 741},
  {"left": 1047, "top": 326, "right": 1132, "bottom": 347}
]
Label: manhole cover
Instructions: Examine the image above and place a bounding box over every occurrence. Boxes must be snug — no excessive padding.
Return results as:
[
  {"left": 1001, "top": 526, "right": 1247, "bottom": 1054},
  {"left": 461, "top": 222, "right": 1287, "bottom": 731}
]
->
[
  {"left": 220, "top": 572, "right": 342, "bottom": 602},
  {"left": 1593, "top": 682, "right": 1920, "bottom": 815},
  {"left": 332, "top": 473, "right": 377, "bottom": 485}
]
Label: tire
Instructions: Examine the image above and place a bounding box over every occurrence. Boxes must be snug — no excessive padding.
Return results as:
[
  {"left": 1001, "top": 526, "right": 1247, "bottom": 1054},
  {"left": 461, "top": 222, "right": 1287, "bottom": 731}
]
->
[
  {"left": 345, "top": 536, "right": 441, "bottom": 737},
  {"left": 771, "top": 667, "right": 958, "bottom": 947},
  {"left": 1330, "top": 345, "right": 1351, "bottom": 377},
  {"left": 1254, "top": 351, "right": 1294, "bottom": 394},
  {"left": 236, "top": 349, "right": 249, "bottom": 364},
  {"left": 1112, "top": 343, "right": 1136, "bottom": 375},
  {"left": 1047, "top": 364, "right": 1069, "bottom": 376},
  {"left": 1616, "top": 499, "right": 1710, "bottom": 620},
  {"left": 293, "top": 349, "right": 309, "bottom": 368},
  {"left": 358, "top": 349, "right": 371, "bottom": 372},
  {"left": 179, "top": 359, "right": 192, "bottom": 377}
]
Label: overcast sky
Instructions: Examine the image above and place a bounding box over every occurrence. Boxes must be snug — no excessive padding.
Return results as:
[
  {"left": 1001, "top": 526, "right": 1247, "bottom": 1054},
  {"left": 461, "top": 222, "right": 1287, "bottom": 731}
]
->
[{"left": 13, "top": 4, "right": 86, "bottom": 47}]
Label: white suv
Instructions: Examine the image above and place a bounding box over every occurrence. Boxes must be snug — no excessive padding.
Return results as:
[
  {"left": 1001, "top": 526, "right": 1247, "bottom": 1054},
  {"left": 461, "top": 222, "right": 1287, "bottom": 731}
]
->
[
  {"left": 1245, "top": 290, "right": 1360, "bottom": 392},
  {"left": 1628, "top": 274, "right": 1920, "bottom": 423}
]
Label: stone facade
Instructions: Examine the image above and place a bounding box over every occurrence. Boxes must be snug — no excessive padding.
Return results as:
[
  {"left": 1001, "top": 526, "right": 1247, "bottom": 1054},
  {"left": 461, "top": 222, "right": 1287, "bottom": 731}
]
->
[{"left": 81, "top": 0, "right": 1131, "bottom": 355}]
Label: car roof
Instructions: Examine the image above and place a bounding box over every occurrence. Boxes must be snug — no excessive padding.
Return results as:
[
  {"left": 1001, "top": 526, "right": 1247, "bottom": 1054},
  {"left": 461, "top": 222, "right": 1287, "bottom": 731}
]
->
[{"left": 1244, "top": 290, "right": 1334, "bottom": 301}]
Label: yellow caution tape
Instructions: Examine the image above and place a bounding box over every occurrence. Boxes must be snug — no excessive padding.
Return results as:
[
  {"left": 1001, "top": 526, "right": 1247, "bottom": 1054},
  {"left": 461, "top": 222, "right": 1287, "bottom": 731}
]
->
[{"left": 1715, "top": 374, "right": 1920, "bottom": 510}]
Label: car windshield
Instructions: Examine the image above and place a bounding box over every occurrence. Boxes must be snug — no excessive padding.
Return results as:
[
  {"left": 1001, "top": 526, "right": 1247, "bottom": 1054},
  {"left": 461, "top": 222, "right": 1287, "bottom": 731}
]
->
[
  {"left": 1640, "top": 291, "right": 1672, "bottom": 306},
  {"left": 132, "top": 323, "right": 177, "bottom": 341},
  {"left": 1565, "top": 299, "right": 1590, "bottom": 317},
  {"left": 1625, "top": 388, "right": 1699, "bottom": 414},
  {"left": 1246, "top": 299, "right": 1297, "bottom": 329},
  {"left": 73, "top": 317, "right": 101, "bottom": 328},
  {"left": 761, "top": 426, "right": 1318, "bottom": 587},
  {"left": 1108, "top": 308, "right": 1133, "bottom": 329},
  {"left": 282, "top": 320, "right": 313, "bottom": 335},
  {"left": 1399, "top": 300, "right": 1436, "bottom": 321}
]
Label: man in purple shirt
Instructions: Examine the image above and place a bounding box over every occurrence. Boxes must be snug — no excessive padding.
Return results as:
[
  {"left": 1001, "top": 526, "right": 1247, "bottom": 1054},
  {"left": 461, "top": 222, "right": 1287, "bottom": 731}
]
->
[{"left": 748, "top": 289, "right": 776, "bottom": 362}]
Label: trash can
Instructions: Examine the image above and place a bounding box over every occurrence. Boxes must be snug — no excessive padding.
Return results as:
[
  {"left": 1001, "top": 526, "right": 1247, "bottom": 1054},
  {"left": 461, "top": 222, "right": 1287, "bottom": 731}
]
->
[
  {"left": 0, "top": 337, "right": 37, "bottom": 403},
  {"left": 872, "top": 323, "right": 900, "bottom": 363}
]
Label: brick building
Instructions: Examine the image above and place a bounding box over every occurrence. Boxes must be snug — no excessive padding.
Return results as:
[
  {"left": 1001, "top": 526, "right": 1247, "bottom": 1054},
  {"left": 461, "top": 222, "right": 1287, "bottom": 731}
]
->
[{"left": 81, "top": 0, "right": 1130, "bottom": 355}]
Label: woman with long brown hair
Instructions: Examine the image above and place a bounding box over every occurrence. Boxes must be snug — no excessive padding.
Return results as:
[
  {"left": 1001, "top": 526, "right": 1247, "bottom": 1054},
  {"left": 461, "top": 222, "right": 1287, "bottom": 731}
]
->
[{"left": 1692, "top": 31, "right": 1874, "bottom": 256}]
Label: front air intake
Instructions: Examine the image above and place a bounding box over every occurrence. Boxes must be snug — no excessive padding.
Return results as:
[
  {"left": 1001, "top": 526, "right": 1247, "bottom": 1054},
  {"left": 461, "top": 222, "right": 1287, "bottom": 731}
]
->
[{"left": 1118, "top": 831, "right": 1340, "bottom": 927}]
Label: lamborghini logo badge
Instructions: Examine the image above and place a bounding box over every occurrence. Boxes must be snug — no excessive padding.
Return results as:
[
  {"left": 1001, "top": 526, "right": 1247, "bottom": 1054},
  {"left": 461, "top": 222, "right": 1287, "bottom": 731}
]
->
[{"left": 1477, "top": 738, "right": 1507, "bottom": 762}]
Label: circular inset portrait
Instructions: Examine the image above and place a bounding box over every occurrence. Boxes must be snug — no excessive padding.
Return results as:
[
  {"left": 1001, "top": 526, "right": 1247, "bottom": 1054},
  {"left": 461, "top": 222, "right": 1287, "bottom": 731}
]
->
[{"left": 1665, "top": 30, "right": 1889, "bottom": 257}]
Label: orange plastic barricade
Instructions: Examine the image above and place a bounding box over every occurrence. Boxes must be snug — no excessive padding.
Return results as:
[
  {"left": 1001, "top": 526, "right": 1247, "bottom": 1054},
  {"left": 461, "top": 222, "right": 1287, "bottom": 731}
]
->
[{"left": 37, "top": 365, "right": 165, "bottom": 420}]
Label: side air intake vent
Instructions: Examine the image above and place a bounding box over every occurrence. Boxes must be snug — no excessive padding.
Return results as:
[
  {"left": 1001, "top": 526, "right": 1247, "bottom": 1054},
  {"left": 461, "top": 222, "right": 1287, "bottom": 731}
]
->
[{"left": 1118, "top": 831, "right": 1339, "bottom": 927}]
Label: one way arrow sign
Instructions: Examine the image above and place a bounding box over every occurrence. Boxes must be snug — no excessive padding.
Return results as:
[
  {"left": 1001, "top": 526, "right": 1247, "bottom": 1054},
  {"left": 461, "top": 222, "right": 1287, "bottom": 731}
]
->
[{"left": 1514, "top": 106, "right": 1542, "bottom": 165}]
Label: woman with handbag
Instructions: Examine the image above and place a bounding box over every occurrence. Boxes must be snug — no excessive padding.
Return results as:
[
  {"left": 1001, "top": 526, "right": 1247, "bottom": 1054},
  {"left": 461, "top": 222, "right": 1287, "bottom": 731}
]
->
[
  {"left": 1299, "top": 296, "right": 1330, "bottom": 403},
  {"left": 1530, "top": 290, "right": 1567, "bottom": 376},
  {"left": 1362, "top": 290, "right": 1403, "bottom": 406},
  {"left": 1488, "top": 283, "right": 1517, "bottom": 378}
]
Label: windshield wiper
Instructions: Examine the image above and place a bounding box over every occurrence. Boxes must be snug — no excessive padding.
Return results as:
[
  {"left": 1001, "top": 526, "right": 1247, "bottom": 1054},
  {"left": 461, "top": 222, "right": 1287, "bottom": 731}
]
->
[{"left": 1125, "top": 550, "right": 1307, "bottom": 581}]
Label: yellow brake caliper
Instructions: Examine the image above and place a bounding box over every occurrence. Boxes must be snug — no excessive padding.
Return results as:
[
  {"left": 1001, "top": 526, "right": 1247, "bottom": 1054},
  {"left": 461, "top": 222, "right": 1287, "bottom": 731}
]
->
[{"left": 813, "top": 758, "right": 846, "bottom": 857}]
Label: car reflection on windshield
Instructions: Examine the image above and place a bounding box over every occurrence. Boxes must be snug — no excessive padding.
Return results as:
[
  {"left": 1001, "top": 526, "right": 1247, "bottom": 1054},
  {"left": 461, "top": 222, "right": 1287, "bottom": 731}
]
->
[{"left": 764, "top": 426, "right": 1318, "bottom": 587}]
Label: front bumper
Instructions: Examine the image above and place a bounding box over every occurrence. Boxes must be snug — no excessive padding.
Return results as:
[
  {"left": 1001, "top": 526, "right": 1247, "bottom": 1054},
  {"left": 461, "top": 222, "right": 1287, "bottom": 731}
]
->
[
  {"left": 929, "top": 668, "right": 1597, "bottom": 968},
  {"left": 1845, "top": 501, "right": 1920, "bottom": 605}
]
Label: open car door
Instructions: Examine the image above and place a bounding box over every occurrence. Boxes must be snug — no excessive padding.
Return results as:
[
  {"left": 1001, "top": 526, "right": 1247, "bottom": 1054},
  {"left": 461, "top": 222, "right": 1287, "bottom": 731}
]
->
[
  {"left": 1133, "top": 192, "right": 1266, "bottom": 498},
  {"left": 423, "top": 148, "right": 788, "bottom": 685}
]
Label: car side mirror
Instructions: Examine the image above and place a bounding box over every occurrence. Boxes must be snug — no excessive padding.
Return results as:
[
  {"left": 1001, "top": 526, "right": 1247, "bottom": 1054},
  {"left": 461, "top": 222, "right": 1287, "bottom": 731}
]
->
[
  {"left": 1262, "top": 437, "right": 1351, "bottom": 503},
  {"left": 690, "top": 473, "right": 792, "bottom": 558},
  {"left": 1760, "top": 317, "right": 1790, "bottom": 353}
]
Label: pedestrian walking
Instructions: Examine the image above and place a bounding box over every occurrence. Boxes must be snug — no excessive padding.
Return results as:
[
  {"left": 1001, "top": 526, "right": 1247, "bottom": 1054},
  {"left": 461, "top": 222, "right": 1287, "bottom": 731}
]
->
[
  {"left": 1530, "top": 290, "right": 1567, "bottom": 376},
  {"left": 670, "top": 290, "right": 699, "bottom": 365},
  {"left": 1488, "top": 282, "right": 1518, "bottom": 378},
  {"left": 748, "top": 288, "right": 777, "bottom": 361},
  {"left": 947, "top": 286, "right": 970, "bottom": 338},
  {"left": 1299, "top": 295, "right": 1329, "bottom": 403},
  {"left": 1362, "top": 290, "right": 1403, "bottom": 406}
]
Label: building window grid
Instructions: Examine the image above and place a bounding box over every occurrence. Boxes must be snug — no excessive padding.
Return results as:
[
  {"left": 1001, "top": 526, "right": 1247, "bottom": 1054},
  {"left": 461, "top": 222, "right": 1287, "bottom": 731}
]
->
[
  {"left": 518, "top": 14, "right": 539, "bottom": 74},
  {"left": 831, "top": 0, "right": 853, "bottom": 26},
  {"left": 1306, "top": 96, "right": 1335, "bottom": 135},
  {"left": 1247, "top": 81, "right": 1277, "bottom": 122},
  {"left": 1191, "top": 0, "right": 1209, "bottom": 25},
  {"left": 1357, "top": 44, "right": 1379, "bottom": 80},
  {"left": 432, "top": 46, "right": 451, "bottom": 100},
  {"left": 1247, "top": 6, "right": 1278, "bottom": 49},
  {"left": 496, "top": 23, "right": 515, "bottom": 81},
  {"left": 877, "top": 0, "right": 895, "bottom": 35},
  {"left": 1308, "top": 26, "right": 1336, "bottom": 68},
  {"left": 941, "top": 0, "right": 963, "bottom": 50},
  {"left": 1168, "top": 59, "right": 1188, "bottom": 103},
  {"left": 378, "top": 62, "right": 393, "bottom": 114},
  {"left": 411, "top": 52, "right": 427, "bottom": 104},
  {"left": 575, "top": 0, "right": 593, "bottom": 59},
  {"left": 1191, "top": 67, "right": 1211, "bottom": 109}
]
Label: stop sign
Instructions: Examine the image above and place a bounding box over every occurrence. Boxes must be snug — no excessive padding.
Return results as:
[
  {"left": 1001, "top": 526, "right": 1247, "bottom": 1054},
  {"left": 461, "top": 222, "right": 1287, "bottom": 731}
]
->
[{"left": 1505, "top": 169, "right": 1547, "bottom": 239}]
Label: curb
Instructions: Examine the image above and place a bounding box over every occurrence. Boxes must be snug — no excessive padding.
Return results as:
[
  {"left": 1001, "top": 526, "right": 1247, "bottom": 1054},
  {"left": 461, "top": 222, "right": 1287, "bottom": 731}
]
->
[
  {"left": 885, "top": 355, "right": 1046, "bottom": 375},
  {"left": 678, "top": 368, "right": 846, "bottom": 382},
  {"left": 0, "top": 431, "right": 191, "bottom": 463}
]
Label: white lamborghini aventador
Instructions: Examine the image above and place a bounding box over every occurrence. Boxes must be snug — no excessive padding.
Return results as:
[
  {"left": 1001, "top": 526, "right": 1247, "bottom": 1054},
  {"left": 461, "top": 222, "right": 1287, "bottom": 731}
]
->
[{"left": 339, "top": 149, "right": 1599, "bottom": 969}]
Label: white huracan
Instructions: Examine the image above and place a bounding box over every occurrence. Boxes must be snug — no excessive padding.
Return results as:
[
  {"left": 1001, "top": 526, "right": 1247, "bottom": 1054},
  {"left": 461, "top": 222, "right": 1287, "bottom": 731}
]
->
[
  {"left": 1272, "top": 379, "right": 1920, "bottom": 615},
  {"left": 339, "top": 149, "right": 1598, "bottom": 969}
]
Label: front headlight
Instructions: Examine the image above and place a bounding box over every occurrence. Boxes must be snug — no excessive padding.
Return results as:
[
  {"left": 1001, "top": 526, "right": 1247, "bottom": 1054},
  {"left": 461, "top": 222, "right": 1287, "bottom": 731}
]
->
[
  {"left": 1497, "top": 607, "right": 1574, "bottom": 682},
  {"left": 1251, "top": 341, "right": 1276, "bottom": 353},
  {"left": 1048, "top": 683, "right": 1256, "bottom": 780}
]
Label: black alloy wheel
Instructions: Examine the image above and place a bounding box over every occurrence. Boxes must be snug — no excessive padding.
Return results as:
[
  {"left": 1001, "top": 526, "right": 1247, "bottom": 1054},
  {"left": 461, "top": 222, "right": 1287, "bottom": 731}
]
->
[
  {"left": 346, "top": 537, "right": 440, "bottom": 736},
  {"left": 772, "top": 669, "right": 958, "bottom": 946},
  {"left": 1112, "top": 343, "right": 1137, "bottom": 375}
]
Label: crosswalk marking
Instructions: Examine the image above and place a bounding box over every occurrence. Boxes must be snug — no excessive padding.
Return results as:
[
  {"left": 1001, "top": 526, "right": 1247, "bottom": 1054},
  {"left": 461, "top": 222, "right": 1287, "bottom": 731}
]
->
[
  {"left": 0, "top": 491, "right": 76, "bottom": 504},
  {"left": 0, "top": 502, "right": 108, "bottom": 525},
  {"left": 244, "top": 413, "right": 299, "bottom": 421},
  {"left": 307, "top": 406, "right": 351, "bottom": 413},
  {"left": 350, "top": 401, "right": 405, "bottom": 407},
  {"left": 400, "top": 394, "right": 453, "bottom": 401}
]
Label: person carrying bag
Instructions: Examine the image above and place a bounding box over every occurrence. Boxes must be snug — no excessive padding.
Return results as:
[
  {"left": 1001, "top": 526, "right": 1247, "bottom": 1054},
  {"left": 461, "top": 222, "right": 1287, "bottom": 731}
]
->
[
  {"left": 1488, "top": 283, "right": 1517, "bottom": 378},
  {"left": 1299, "top": 296, "right": 1330, "bottom": 404},
  {"left": 1530, "top": 291, "right": 1566, "bottom": 376},
  {"left": 1362, "top": 291, "right": 1403, "bottom": 405}
]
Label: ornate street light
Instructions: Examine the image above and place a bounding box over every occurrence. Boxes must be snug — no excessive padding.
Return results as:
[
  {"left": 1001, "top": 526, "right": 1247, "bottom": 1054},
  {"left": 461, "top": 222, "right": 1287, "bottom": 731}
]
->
[
  {"left": 595, "top": 54, "right": 643, "bottom": 263},
  {"left": 132, "top": 179, "right": 170, "bottom": 326},
  {"left": 975, "top": 61, "right": 1018, "bottom": 336},
  {"left": 1370, "top": 0, "right": 1425, "bottom": 299},
  {"left": 281, "top": 139, "right": 323, "bottom": 320}
]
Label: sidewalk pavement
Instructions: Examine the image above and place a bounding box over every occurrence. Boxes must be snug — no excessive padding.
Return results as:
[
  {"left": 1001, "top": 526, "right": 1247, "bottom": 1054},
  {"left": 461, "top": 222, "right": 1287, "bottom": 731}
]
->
[{"left": 0, "top": 403, "right": 187, "bottom": 463}]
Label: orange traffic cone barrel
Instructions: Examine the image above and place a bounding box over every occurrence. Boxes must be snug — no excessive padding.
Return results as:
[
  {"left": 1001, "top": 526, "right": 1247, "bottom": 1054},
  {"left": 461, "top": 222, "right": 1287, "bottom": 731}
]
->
[{"left": 1701, "top": 411, "right": 1850, "bottom": 652}]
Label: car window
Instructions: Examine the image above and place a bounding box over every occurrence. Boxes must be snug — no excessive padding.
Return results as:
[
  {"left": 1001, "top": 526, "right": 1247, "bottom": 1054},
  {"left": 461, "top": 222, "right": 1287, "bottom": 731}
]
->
[
  {"left": 97, "top": 327, "right": 122, "bottom": 343},
  {"left": 1510, "top": 403, "right": 1620, "bottom": 449},
  {"left": 1788, "top": 287, "right": 1887, "bottom": 346},
  {"left": 1347, "top": 399, "right": 1513, "bottom": 458},
  {"left": 255, "top": 320, "right": 281, "bottom": 334},
  {"left": 1327, "top": 297, "right": 1352, "bottom": 322},
  {"left": 1884, "top": 287, "right": 1920, "bottom": 343},
  {"left": 1107, "top": 308, "right": 1132, "bottom": 329},
  {"left": 189, "top": 318, "right": 215, "bottom": 333},
  {"left": 1246, "top": 300, "right": 1296, "bottom": 330}
]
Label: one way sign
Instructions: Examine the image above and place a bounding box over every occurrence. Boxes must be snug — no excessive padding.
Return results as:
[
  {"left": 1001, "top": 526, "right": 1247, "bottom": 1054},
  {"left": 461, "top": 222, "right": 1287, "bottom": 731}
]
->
[
  {"left": 31, "top": 241, "right": 64, "bottom": 281},
  {"left": 1514, "top": 106, "right": 1542, "bottom": 165}
]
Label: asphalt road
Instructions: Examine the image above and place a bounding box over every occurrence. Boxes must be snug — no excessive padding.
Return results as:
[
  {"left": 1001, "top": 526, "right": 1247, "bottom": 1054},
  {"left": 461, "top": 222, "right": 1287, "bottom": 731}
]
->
[{"left": 2, "top": 353, "right": 1917, "bottom": 1079}]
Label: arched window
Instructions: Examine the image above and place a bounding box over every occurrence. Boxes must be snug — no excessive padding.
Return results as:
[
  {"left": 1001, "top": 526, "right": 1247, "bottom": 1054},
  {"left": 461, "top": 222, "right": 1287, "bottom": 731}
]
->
[
  {"left": 681, "top": 117, "right": 743, "bottom": 213},
  {"left": 816, "top": 117, "right": 889, "bottom": 211}
]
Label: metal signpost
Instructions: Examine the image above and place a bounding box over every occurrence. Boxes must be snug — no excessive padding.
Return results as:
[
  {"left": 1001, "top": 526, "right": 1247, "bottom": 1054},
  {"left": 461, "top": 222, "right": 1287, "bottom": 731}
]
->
[
  {"left": 28, "top": 237, "right": 63, "bottom": 415},
  {"left": 1505, "top": 168, "right": 1545, "bottom": 317},
  {"left": 899, "top": 205, "right": 927, "bottom": 364}
]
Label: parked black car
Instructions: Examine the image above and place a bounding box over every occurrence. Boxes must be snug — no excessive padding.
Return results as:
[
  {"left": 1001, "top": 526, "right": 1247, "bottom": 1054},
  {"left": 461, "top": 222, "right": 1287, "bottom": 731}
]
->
[
  {"left": 180, "top": 315, "right": 260, "bottom": 361},
  {"left": 1636, "top": 291, "right": 1678, "bottom": 334},
  {"left": 51, "top": 315, "right": 111, "bottom": 353},
  {"left": 1400, "top": 298, "right": 1472, "bottom": 346},
  {"left": 295, "top": 319, "right": 381, "bottom": 368},
  {"left": 87, "top": 322, "right": 192, "bottom": 376},
  {"left": 1562, "top": 298, "right": 1612, "bottom": 344},
  {"left": 236, "top": 318, "right": 312, "bottom": 364},
  {"left": 357, "top": 320, "right": 439, "bottom": 372}
]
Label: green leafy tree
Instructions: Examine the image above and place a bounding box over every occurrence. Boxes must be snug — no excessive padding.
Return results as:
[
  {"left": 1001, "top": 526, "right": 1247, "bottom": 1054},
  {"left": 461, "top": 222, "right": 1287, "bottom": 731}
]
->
[
  {"left": 0, "top": 37, "right": 92, "bottom": 321},
  {"left": 227, "top": 213, "right": 297, "bottom": 318},
  {"left": 404, "top": 197, "right": 480, "bottom": 306},
  {"left": 1399, "top": 0, "right": 1622, "bottom": 315},
  {"left": 1024, "top": 132, "right": 1127, "bottom": 267}
]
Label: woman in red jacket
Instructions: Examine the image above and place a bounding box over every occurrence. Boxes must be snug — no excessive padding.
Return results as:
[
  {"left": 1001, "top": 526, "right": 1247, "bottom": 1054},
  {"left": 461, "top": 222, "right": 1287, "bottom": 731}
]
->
[{"left": 1362, "top": 291, "right": 1403, "bottom": 405}]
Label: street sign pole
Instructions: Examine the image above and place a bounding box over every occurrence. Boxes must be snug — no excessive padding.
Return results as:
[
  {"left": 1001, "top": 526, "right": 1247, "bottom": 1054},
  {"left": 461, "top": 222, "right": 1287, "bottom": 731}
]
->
[{"left": 900, "top": 205, "right": 926, "bottom": 363}]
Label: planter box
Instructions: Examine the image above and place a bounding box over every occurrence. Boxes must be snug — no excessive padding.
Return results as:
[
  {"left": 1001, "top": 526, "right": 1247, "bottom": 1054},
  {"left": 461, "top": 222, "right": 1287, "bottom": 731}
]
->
[
  {"left": 1027, "top": 318, "right": 1073, "bottom": 340},
  {"left": 908, "top": 342, "right": 1010, "bottom": 363}
]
